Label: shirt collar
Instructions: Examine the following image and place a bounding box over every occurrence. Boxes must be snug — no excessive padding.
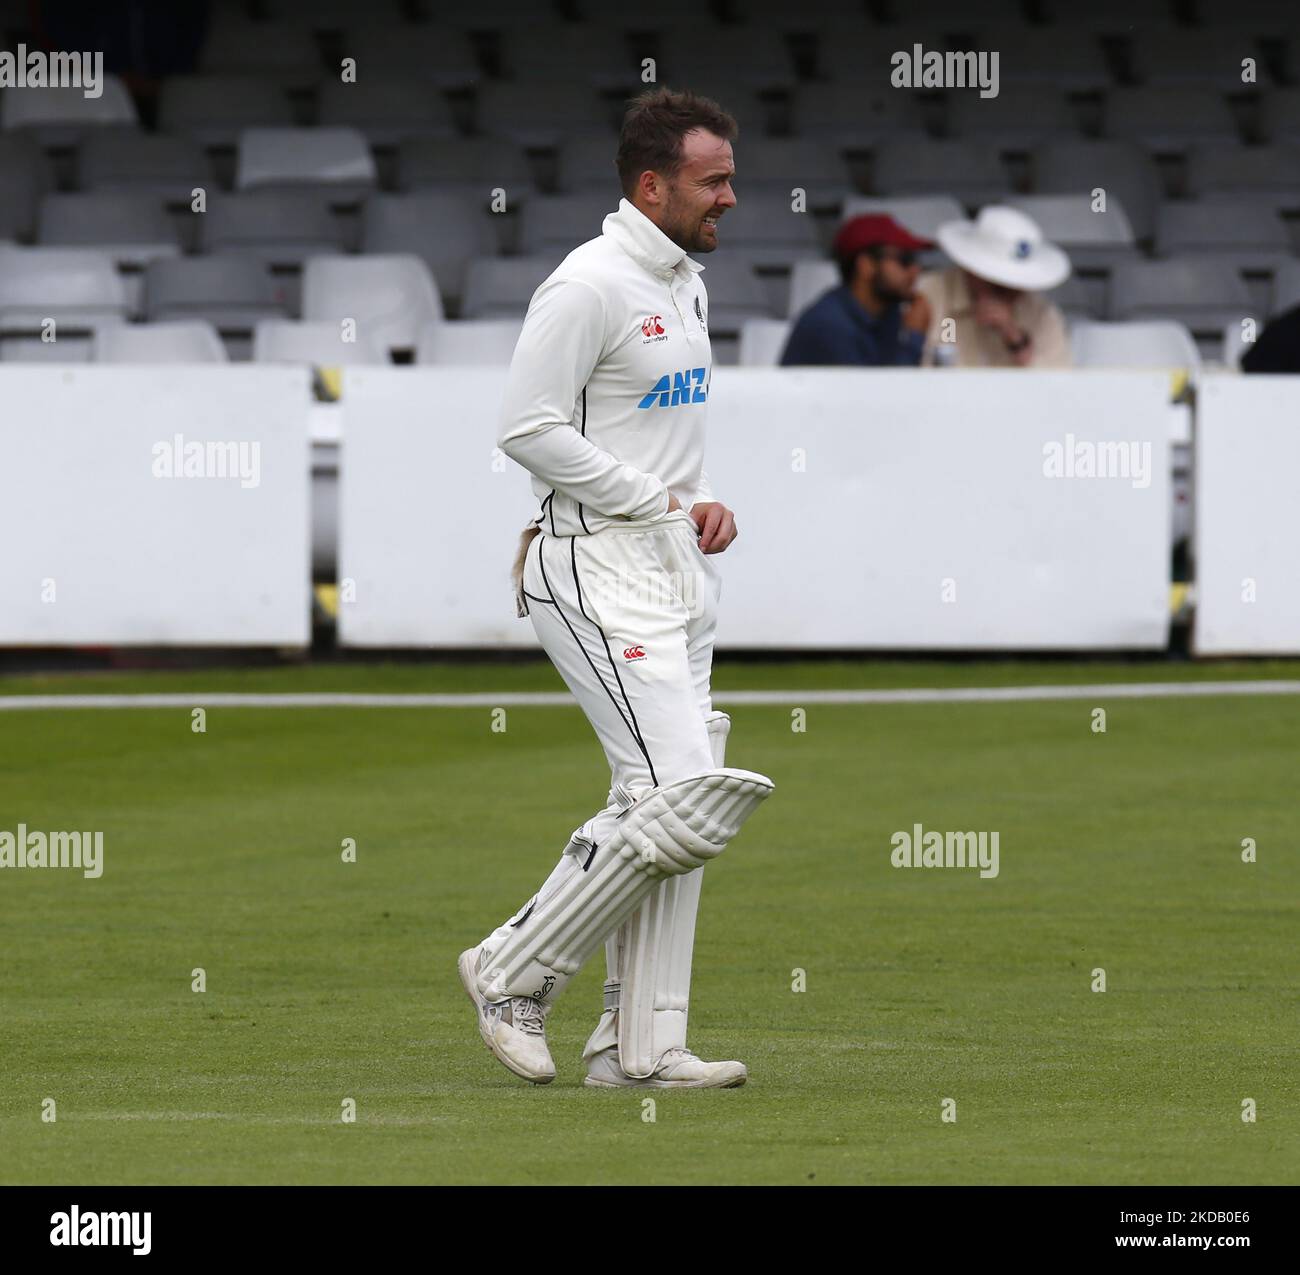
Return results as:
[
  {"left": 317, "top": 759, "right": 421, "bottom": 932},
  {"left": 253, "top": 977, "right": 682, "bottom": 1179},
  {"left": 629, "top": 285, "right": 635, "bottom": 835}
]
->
[{"left": 602, "top": 197, "right": 704, "bottom": 282}]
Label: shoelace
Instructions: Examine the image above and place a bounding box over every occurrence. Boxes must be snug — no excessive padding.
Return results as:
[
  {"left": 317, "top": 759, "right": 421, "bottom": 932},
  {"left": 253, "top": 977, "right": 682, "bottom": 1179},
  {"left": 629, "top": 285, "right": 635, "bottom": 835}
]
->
[
  {"left": 659, "top": 1047, "right": 700, "bottom": 1065},
  {"left": 509, "top": 997, "right": 546, "bottom": 1036}
]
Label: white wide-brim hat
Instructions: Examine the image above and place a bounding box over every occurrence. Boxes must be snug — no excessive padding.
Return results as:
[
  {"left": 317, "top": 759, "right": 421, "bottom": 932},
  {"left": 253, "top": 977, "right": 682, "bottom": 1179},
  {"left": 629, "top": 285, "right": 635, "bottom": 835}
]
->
[{"left": 936, "top": 205, "right": 1071, "bottom": 291}]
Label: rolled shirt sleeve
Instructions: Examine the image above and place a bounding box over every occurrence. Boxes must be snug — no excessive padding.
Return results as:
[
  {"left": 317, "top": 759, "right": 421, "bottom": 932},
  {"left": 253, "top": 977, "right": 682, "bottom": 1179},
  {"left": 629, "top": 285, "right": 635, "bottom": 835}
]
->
[{"left": 497, "top": 277, "right": 670, "bottom": 521}]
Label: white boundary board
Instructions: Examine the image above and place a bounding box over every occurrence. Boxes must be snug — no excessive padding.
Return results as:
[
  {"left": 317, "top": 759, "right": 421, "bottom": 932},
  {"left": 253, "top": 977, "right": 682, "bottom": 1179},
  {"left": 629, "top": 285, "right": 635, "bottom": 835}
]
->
[{"left": 0, "top": 366, "right": 311, "bottom": 646}]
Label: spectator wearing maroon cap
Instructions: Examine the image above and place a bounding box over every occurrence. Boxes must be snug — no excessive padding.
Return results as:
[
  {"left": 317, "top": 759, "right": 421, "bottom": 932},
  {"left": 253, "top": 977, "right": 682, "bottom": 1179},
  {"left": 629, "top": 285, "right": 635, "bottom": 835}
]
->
[{"left": 780, "top": 214, "right": 934, "bottom": 367}]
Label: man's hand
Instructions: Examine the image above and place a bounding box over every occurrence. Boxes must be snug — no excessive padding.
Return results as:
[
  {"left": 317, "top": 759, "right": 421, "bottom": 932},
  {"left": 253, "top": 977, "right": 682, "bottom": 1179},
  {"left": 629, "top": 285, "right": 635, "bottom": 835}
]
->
[
  {"left": 689, "top": 501, "right": 737, "bottom": 554},
  {"left": 667, "top": 493, "right": 682, "bottom": 514}
]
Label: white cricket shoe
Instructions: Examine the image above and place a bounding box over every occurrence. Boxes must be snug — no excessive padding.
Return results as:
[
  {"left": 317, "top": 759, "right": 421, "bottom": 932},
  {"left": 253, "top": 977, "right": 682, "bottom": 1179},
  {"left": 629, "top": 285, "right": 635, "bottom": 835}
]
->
[
  {"left": 458, "top": 947, "right": 556, "bottom": 1085},
  {"left": 583, "top": 1046, "right": 747, "bottom": 1090}
]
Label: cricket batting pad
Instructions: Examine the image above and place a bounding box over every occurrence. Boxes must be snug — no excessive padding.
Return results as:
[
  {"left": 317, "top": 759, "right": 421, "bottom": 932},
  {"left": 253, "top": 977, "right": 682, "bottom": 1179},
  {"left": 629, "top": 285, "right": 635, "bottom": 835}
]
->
[
  {"left": 585, "top": 711, "right": 732, "bottom": 1077},
  {"left": 475, "top": 762, "right": 773, "bottom": 1007}
]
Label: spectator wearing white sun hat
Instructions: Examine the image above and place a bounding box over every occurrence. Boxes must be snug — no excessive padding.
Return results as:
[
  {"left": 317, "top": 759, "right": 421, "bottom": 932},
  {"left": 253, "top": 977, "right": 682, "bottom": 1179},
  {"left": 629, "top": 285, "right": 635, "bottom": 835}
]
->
[{"left": 916, "top": 205, "right": 1073, "bottom": 368}]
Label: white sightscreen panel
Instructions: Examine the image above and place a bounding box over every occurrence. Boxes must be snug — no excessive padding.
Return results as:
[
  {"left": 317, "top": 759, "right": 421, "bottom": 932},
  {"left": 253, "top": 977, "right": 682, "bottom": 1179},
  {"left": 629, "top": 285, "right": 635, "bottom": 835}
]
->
[
  {"left": 1194, "top": 374, "right": 1300, "bottom": 656},
  {"left": 0, "top": 366, "right": 311, "bottom": 645},
  {"left": 338, "top": 367, "right": 534, "bottom": 647},
  {"left": 707, "top": 369, "right": 1171, "bottom": 649},
  {"left": 339, "top": 368, "right": 1170, "bottom": 650}
]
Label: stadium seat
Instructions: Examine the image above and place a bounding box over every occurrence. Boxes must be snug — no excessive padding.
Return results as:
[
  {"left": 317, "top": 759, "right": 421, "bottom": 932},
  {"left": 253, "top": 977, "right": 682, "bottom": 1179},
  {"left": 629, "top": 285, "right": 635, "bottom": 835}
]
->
[
  {"left": 94, "top": 320, "right": 228, "bottom": 363},
  {"left": 1070, "top": 319, "right": 1202, "bottom": 369},
  {"left": 1109, "top": 258, "right": 1254, "bottom": 334},
  {"left": 787, "top": 260, "right": 840, "bottom": 319},
  {"left": 1260, "top": 89, "right": 1300, "bottom": 144},
  {"left": 453, "top": 0, "right": 561, "bottom": 20},
  {"left": 0, "top": 246, "right": 127, "bottom": 314},
  {"left": 841, "top": 195, "right": 966, "bottom": 264},
  {"left": 76, "top": 128, "right": 213, "bottom": 200},
  {"left": 701, "top": 138, "right": 848, "bottom": 209},
  {"left": 144, "top": 256, "right": 289, "bottom": 337},
  {"left": 0, "top": 133, "right": 52, "bottom": 241},
  {"left": 264, "top": 0, "right": 403, "bottom": 21},
  {"left": 553, "top": 135, "right": 624, "bottom": 193},
  {"left": 655, "top": 27, "right": 795, "bottom": 90},
  {"left": 1196, "top": 0, "right": 1294, "bottom": 36},
  {"left": 159, "top": 76, "right": 294, "bottom": 147},
  {"left": 1128, "top": 30, "right": 1269, "bottom": 88},
  {"left": 692, "top": 259, "right": 774, "bottom": 333},
  {"left": 567, "top": 0, "right": 705, "bottom": 20},
  {"left": 966, "top": 27, "right": 1112, "bottom": 90},
  {"left": 1031, "top": 139, "right": 1162, "bottom": 242},
  {"left": 301, "top": 255, "right": 443, "bottom": 353},
  {"left": 519, "top": 194, "right": 620, "bottom": 257},
  {"left": 1272, "top": 259, "right": 1300, "bottom": 313},
  {"left": 0, "top": 78, "right": 138, "bottom": 145},
  {"left": 253, "top": 318, "right": 386, "bottom": 365},
  {"left": 813, "top": 22, "right": 948, "bottom": 88},
  {"left": 1185, "top": 143, "right": 1300, "bottom": 210},
  {"left": 791, "top": 82, "right": 925, "bottom": 147},
  {"left": 1284, "top": 37, "right": 1300, "bottom": 90},
  {"left": 396, "top": 136, "right": 535, "bottom": 203},
  {"left": 1039, "top": 0, "right": 1174, "bottom": 28},
  {"left": 702, "top": 193, "right": 821, "bottom": 268},
  {"left": 946, "top": 87, "right": 1078, "bottom": 150},
  {"left": 0, "top": 246, "right": 128, "bottom": 360},
  {"left": 199, "top": 17, "right": 322, "bottom": 88},
  {"left": 872, "top": 139, "right": 1008, "bottom": 206},
  {"left": 738, "top": 318, "right": 793, "bottom": 367},
  {"left": 1102, "top": 87, "right": 1238, "bottom": 150},
  {"left": 342, "top": 23, "right": 481, "bottom": 85},
  {"left": 415, "top": 319, "right": 523, "bottom": 366},
  {"left": 316, "top": 77, "right": 457, "bottom": 146},
  {"left": 1003, "top": 193, "right": 1138, "bottom": 270},
  {"left": 461, "top": 257, "right": 557, "bottom": 319},
  {"left": 475, "top": 82, "right": 610, "bottom": 146},
  {"left": 361, "top": 193, "right": 499, "bottom": 311},
  {"left": 37, "top": 192, "right": 182, "bottom": 267},
  {"left": 200, "top": 191, "right": 346, "bottom": 265},
  {"left": 235, "top": 127, "right": 377, "bottom": 197},
  {"left": 1154, "top": 201, "right": 1292, "bottom": 269},
  {"left": 1046, "top": 274, "right": 1102, "bottom": 323},
  {"left": 888, "top": 0, "right": 1024, "bottom": 23},
  {"left": 499, "top": 24, "right": 638, "bottom": 87}
]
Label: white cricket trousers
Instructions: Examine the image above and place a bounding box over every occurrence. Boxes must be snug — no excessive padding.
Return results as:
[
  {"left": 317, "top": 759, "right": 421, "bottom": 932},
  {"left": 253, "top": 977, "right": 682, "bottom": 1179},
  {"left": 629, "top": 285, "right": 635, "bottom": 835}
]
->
[{"left": 477, "top": 508, "right": 722, "bottom": 974}]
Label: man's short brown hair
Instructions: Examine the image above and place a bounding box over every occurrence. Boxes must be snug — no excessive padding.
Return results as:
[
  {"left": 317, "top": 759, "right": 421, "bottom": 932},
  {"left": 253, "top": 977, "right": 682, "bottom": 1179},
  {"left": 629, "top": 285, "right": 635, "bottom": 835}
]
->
[{"left": 615, "top": 87, "right": 738, "bottom": 199}]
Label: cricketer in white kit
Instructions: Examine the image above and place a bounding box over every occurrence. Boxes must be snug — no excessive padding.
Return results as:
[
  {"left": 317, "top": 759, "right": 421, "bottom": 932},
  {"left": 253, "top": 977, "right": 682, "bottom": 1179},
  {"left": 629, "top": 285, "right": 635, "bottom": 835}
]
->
[{"left": 459, "top": 88, "right": 775, "bottom": 1089}]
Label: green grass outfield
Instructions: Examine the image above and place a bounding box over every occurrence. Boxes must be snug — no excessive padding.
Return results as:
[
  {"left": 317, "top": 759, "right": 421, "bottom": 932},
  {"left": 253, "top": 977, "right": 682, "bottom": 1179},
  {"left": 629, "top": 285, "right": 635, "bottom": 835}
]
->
[{"left": 1, "top": 659, "right": 1297, "bottom": 1185}]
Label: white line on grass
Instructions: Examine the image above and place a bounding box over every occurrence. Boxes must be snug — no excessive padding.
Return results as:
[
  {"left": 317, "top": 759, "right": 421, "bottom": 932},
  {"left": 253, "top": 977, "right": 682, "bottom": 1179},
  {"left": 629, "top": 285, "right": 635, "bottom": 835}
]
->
[{"left": 1, "top": 681, "right": 1298, "bottom": 710}]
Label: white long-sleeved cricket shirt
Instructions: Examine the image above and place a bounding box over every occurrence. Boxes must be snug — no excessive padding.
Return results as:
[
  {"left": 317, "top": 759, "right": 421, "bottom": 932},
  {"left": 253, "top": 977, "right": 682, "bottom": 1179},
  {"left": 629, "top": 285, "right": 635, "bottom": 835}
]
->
[{"left": 497, "top": 197, "right": 715, "bottom": 538}]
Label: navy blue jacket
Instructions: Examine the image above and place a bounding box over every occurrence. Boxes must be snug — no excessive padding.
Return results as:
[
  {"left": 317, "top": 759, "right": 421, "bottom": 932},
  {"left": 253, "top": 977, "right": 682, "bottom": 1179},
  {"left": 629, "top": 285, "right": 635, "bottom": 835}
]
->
[{"left": 780, "top": 285, "right": 925, "bottom": 367}]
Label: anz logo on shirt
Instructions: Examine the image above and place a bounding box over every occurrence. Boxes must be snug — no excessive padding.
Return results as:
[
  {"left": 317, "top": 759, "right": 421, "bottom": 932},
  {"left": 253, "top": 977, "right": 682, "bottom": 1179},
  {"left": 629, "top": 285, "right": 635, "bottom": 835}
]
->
[{"left": 637, "top": 367, "right": 708, "bottom": 409}]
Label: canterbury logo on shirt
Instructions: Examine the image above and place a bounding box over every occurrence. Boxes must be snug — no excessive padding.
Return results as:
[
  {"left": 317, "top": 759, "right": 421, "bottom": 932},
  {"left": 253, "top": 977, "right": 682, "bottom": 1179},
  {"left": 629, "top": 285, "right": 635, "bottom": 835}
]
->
[{"left": 637, "top": 368, "right": 708, "bottom": 409}]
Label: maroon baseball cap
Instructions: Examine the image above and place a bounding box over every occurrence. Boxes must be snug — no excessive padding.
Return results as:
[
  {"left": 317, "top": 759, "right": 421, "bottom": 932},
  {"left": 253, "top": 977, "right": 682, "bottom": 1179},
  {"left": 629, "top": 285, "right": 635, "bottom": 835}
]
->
[{"left": 833, "top": 214, "right": 935, "bottom": 259}]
